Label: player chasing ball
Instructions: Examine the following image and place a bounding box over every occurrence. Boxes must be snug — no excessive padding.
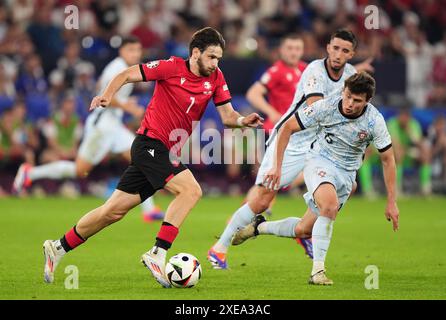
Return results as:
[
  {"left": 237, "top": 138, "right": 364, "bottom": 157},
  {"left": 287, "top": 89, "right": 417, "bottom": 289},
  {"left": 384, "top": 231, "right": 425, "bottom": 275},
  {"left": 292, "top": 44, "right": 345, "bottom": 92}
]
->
[
  {"left": 42, "top": 27, "right": 263, "bottom": 288},
  {"left": 208, "top": 29, "right": 360, "bottom": 269},
  {"left": 232, "top": 72, "right": 400, "bottom": 285}
]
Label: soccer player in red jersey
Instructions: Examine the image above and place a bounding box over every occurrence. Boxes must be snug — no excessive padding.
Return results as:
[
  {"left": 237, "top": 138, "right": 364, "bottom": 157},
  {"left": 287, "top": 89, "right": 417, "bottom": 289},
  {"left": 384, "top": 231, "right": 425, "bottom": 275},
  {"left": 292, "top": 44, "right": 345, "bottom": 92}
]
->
[
  {"left": 42, "top": 27, "right": 263, "bottom": 288},
  {"left": 247, "top": 34, "right": 307, "bottom": 132}
]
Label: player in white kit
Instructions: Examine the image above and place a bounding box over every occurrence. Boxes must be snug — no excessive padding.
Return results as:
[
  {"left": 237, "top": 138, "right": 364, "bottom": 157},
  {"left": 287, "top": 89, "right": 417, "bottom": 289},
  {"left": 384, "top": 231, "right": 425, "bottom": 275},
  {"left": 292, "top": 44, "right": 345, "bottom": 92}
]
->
[
  {"left": 13, "top": 36, "right": 163, "bottom": 221},
  {"left": 208, "top": 30, "right": 358, "bottom": 269},
  {"left": 233, "top": 72, "right": 399, "bottom": 285}
]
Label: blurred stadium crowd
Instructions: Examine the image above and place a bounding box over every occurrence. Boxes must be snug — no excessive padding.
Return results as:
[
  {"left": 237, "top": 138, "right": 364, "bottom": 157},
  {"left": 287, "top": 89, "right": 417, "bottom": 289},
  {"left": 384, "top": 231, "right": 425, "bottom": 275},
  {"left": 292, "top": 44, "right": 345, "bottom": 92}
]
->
[{"left": 1, "top": 0, "right": 446, "bottom": 197}]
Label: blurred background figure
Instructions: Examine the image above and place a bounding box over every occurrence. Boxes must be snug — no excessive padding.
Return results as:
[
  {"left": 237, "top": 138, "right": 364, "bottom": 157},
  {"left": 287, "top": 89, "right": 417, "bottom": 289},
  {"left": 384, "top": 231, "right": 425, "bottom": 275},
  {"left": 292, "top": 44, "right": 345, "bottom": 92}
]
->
[
  {"left": 387, "top": 108, "right": 432, "bottom": 195},
  {"left": 0, "top": 0, "right": 445, "bottom": 197}
]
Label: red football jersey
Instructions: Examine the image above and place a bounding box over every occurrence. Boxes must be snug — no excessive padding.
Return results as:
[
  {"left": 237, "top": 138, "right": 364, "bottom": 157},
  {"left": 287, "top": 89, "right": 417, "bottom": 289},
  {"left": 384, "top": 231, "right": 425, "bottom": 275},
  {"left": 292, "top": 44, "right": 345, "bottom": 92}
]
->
[
  {"left": 137, "top": 56, "right": 232, "bottom": 153},
  {"left": 259, "top": 60, "right": 307, "bottom": 130}
]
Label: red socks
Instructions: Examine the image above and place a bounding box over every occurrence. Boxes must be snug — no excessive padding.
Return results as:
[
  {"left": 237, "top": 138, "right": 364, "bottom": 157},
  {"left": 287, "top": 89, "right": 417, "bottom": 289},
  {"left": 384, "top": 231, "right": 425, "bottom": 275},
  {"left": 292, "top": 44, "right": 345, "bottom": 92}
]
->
[
  {"left": 60, "top": 226, "right": 86, "bottom": 252},
  {"left": 155, "top": 222, "right": 179, "bottom": 250}
]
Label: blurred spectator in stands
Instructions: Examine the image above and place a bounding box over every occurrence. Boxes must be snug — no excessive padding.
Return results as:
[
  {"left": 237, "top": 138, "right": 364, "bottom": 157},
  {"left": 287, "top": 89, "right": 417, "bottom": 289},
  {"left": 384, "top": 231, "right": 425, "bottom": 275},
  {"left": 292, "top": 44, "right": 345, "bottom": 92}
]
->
[
  {"left": 15, "top": 53, "right": 48, "bottom": 97},
  {"left": 91, "top": 0, "right": 119, "bottom": 37},
  {"left": 427, "top": 116, "right": 446, "bottom": 186},
  {"left": 131, "top": 9, "right": 163, "bottom": 56},
  {"left": 165, "top": 20, "right": 192, "bottom": 58},
  {"left": 387, "top": 108, "right": 432, "bottom": 195},
  {"left": 146, "top": 0, "right": 179, "bottom": 41},
  {"left": 118, "top": 0, "right": 142, "bottom": 36},
  {"left": 26, "top": 4, "right": 64, "bottom": 74},
  {"left": 427, "top": 31, "right": 446, "bottom": 107},
  {"left": 39, "top": 94, "right": 82, "bottom": 164},
  {"left": 73, "top": 62, "right": 96, "bottom": 120},
  {"left": 393, "top": 12, "right": 433, "bottom": 107},
  {"left": 10, "top": 0, "right": 34, "bottom": 31},
  {"left": 54, "top": 41, "right": 86, "bottom": 89},
  {"left": 0, "top": 62, "right": 16, "bottom": 103},
  {"left": 0, "top": 101, "right": 37, "bottom": 165}
]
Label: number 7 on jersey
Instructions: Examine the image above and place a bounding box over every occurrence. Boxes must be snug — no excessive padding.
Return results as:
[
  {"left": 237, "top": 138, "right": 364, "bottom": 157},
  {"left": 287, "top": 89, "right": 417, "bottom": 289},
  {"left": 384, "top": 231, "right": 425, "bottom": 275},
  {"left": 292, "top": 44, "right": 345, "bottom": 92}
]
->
[{"left": 186, "top": 97, "right": 195, "bottom": 113}]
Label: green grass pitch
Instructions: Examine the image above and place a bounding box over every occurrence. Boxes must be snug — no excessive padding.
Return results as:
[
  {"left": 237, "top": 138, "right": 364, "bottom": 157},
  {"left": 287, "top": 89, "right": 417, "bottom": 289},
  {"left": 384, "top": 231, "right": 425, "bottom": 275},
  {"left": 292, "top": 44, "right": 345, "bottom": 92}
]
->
[{"left": 1, "top": 195, "right": 445, "bottom": 300}]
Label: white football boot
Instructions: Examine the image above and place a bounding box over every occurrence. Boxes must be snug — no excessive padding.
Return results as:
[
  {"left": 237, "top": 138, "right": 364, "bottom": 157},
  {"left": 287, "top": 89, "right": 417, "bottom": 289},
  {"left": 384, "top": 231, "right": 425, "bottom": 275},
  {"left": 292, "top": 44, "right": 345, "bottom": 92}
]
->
[
  {"left": 308, "top": 270, "right": 334, "bottom": 286},
  {"left": 43, "top": 240, "right": 64, "bottom": 283},
  {"left": 141, "top": 247, "right": 171, "bottom": 288}
]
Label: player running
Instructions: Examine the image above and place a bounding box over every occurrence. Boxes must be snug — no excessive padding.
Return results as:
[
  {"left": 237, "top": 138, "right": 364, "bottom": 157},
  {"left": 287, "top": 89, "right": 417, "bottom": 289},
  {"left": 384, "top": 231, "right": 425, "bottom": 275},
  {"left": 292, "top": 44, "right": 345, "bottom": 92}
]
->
[
  {"left": 42, "top": 27, "right": 263, "bottom": 288},
  {"left": 208, "top": 29, "right": 359, "bottom": 269},
  {"left": 232, "top": 72, "right": 399, "bottom": 285},
  {"left": 13, "top": 36, "right": 164, "bottom": 222}
]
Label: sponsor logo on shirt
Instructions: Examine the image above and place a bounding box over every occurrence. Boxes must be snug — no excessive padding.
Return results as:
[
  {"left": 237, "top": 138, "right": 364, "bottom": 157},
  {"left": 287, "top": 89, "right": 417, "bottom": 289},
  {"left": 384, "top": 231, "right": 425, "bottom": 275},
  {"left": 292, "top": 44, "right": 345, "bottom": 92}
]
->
[{"left": 181, "top": 77, "right": 186, "bottom": 85}]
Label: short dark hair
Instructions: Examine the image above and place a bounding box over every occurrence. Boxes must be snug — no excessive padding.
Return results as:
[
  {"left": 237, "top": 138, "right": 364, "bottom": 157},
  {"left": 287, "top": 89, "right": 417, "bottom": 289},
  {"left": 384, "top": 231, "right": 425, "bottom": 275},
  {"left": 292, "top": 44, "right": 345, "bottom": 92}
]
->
[
  {"left": 189, "top": 27, "right": 225, "bottom": 56},
  {"left": 330, "top": 29, "right": 357, "bottom": 49},
  {"left": 280, "top": 33, "right": 302, "bottom": 45},
  {"left": 120, "top": 35, "right": 140, "bottom": 48},
  {"left": 344, "top": 72, "right": 376, "bottom": 101}
]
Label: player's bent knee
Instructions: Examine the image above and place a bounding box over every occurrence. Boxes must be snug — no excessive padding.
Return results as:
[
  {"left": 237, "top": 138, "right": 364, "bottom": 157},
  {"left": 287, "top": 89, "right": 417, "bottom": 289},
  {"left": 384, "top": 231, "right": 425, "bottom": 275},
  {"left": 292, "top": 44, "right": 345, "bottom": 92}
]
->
[
  {"left": 319, "top": 203, "right": 339, "bottom": 219},
  {"left": 185, "top": 183, "right": 202, "bottom": 203},
  {"left": 295, "top": 223, "right": 312, "bottom": 238}
]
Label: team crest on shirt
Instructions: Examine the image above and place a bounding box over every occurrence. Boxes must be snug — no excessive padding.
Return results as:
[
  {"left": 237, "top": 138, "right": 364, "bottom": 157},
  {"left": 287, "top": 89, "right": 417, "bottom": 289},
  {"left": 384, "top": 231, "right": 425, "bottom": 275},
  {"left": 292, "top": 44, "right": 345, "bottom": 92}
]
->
[
  {"left": 203, "top": 81, "right": 212, "bottom": 95},
  {"left": 357, "top": 130, "right": 368, "bottom": 141},
  {"left": 286, "top": 73, "right": 293, "bottom": 81},
  {"left": 318, "top": 170, "right": 326, "bottom": 177},
  {"left": 146, "top": 60, "right": 159, "bottom": 68}
]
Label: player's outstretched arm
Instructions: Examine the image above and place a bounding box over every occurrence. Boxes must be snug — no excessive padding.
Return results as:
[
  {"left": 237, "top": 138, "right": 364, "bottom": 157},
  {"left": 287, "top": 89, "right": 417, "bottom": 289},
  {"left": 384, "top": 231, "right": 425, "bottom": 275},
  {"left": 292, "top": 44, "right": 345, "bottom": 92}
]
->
[
  {"left": 216, "top": 102, "right": 264, "bottom": 128},
  {"left": 379, "top": 147, "right": 399, "bottom": 231},
  {"left": 354, "top": 57, "right": 375, "bottom": 73},
  {"left": 264, "top": 116, "right": 301, "bottom": 190},
  {"left": 246, "top": 82, "right": 282, "bottom": 124},
  {"left": 90, "top": 65, "right": 143, "bottom": 111}
]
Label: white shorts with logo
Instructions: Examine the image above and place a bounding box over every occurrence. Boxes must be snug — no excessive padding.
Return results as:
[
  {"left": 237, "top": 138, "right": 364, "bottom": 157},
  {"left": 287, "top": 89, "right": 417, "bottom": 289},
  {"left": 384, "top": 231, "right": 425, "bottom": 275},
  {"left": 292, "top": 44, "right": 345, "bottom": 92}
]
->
[
  {"left": 255, "top": 138, "right": 307, "bottom": 188},
  {"left": 303, "top": 154, "right": 356, "bottom": 216},
  {"left": 78, "top": 110, "right": 135, "bottom": 165}
]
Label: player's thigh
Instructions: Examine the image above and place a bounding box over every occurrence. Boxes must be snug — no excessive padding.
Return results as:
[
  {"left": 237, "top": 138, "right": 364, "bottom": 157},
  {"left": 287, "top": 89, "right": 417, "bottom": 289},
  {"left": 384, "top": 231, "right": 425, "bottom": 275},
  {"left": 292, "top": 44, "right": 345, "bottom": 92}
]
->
[
  {"left": 111, "top": 125, "right": 135, "bottom": 155},
  {"left": 116, "top": 164, "right": 157, "bottom": 203},
  {"left": 303, "top": 157, "right": 339, "bottom": 219},
  {"left": 164, "top": 169, "right": 202, "bottom": 199},
  {"left": 313, "top": 183, "right": 339, "bottom": 216},
  {"left": 103, "top": 189, "right": 142, "bottom": 215},
  {"left": 256, "top": 141, "right": 305, "bottom": 188},
  {"left": 78, "top": 127, "right": 113, "bottom": 167}
]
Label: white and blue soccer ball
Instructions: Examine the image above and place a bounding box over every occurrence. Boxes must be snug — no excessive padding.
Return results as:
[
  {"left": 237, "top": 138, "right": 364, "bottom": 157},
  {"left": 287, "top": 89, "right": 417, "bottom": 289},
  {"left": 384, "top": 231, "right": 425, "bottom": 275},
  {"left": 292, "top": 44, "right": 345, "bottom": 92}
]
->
[{"left": 166, "top": 253, "right": 202, "bottom": 288}]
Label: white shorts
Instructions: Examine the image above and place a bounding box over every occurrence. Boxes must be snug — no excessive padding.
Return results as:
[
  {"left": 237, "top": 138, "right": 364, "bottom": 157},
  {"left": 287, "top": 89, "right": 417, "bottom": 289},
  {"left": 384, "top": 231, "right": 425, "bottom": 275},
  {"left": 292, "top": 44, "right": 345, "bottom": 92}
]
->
[
  {"left": 78, "top": 111, "right": 135, "bottom": 165},
  {"left": 303, "top": 154, "right": 356, "bottom": 216},
  {"left": 255, "top": 138, "right": 306, "bottom": 188}
]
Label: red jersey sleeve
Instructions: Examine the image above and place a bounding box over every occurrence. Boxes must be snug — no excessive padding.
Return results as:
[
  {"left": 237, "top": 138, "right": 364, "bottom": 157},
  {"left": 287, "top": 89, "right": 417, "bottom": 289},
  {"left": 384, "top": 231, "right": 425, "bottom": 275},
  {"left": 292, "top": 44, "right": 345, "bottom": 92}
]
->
[
  {"left": 139, "top": 57, "right": 177, "bottom": 82},
  {"left": 259, "top": 65, "right": 280, "bottom": 91},
  {"left": 213, "top": 69, "right": 232, "bottom": 106}
]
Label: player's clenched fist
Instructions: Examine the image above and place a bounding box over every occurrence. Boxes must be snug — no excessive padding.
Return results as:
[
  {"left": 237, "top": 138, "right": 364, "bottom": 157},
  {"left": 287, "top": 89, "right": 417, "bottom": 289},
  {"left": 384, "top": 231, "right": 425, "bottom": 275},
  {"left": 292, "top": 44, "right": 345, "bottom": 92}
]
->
[
  {"left": 90, "top": 96, "right": 110, "bottom": 111},
  {"left": 242, "top": 113, "right": 264, "bottom": 128}
]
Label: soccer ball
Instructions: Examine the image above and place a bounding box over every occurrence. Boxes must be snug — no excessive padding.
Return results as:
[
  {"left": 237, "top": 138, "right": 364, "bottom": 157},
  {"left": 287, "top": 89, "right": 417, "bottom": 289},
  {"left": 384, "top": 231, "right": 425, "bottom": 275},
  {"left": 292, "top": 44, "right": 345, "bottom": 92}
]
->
[{"left": 165, "top": 253, "right": 202, "bottom": 288}]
